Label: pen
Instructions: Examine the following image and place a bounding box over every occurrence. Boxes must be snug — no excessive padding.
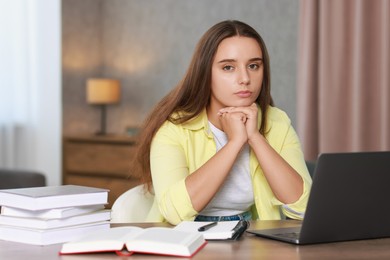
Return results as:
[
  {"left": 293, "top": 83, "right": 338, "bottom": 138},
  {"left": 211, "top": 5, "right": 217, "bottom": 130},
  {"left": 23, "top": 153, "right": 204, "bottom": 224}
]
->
[{"left": 198, "top": 222, "right": 218, "bottom": 232}]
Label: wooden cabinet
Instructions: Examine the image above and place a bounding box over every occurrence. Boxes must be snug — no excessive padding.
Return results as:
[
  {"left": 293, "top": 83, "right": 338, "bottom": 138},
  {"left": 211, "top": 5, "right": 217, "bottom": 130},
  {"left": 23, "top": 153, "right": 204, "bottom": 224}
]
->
[{"left": 63, "top": 135, "right": 141, "bottom": 208}]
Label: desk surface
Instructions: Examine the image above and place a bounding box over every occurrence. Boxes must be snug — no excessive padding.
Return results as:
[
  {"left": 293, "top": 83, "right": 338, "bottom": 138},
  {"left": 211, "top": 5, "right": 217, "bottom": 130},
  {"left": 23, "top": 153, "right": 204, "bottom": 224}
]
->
[{"left": 1, "top": 220, "right": 390, "bottom": 260}]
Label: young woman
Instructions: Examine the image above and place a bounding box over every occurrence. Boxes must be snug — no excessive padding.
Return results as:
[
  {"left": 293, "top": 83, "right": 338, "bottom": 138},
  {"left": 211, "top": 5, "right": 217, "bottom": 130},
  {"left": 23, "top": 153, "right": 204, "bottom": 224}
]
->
[{"left": 133, "top": 20, "right": 312, "bottom": 225}]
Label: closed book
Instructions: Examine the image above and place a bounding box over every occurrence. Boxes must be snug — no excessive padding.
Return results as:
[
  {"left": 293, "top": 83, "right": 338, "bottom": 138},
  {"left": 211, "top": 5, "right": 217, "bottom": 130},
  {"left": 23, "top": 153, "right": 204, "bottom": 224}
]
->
[
  {"left": 0, "top": 210, "right": 110, "bottom": 229},
  {"left": 0, "top": 205, "right": 105, "bottom": 219},
  {"left": 0, "top": 222, "right": 110, "bottom": 245},
  {"left": 174, "top": 220, "right": 249, "bottom": 240},
  {"left": 60, "top": 226, "right": 207, "bottom": 257},
  {"left": 0, "top": 185, "right": 108, "bottom": 210}
]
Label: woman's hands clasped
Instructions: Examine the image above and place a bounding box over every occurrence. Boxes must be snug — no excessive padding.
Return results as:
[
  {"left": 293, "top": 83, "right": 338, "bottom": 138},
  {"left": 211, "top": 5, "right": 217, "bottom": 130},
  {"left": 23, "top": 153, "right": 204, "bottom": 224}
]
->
[{"left": 217, "top": 103, "right": 260, "bottom": 146}]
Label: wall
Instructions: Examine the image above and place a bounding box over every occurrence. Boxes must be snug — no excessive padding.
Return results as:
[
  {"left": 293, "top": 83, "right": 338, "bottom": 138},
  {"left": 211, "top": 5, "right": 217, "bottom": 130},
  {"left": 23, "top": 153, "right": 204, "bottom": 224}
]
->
[{"left": 62, "top": 0, "right": 299, "bottom": 135}]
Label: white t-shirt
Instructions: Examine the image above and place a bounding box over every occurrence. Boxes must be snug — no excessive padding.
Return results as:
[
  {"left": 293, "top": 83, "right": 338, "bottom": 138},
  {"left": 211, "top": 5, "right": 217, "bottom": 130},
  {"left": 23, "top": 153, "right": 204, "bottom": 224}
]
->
[{"left": 198, "top": 122, "right": 254, "bottom": 216}]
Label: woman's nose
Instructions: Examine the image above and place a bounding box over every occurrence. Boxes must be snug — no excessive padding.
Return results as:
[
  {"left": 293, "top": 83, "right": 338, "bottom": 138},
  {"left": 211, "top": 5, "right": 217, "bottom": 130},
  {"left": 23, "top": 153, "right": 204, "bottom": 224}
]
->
[{"left": 238, "top": 69, "right": 250, "bottom": 85}]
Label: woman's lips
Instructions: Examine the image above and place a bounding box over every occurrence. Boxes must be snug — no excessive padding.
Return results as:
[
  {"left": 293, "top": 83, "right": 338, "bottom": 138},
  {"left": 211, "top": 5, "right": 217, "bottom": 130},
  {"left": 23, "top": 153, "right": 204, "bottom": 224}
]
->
[{"left": 235, "top": 90, "right": 252, "bottom": 98}]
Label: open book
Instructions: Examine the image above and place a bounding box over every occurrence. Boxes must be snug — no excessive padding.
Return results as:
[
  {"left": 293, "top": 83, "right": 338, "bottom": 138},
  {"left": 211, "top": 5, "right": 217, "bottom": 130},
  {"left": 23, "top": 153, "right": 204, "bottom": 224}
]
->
[
  {"left": 60, "top": 226, "right": 207, "bottom": 257},
  {"left": 174, "top": 220, "right": 249, "bottom": 240}
]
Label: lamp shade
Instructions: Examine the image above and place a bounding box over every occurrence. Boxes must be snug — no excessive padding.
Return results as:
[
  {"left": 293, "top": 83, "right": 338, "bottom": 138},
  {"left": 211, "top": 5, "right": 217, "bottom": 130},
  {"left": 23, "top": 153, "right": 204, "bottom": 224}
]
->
[{"left": 87, "top": 78, "right": 120, "bottom": 104}]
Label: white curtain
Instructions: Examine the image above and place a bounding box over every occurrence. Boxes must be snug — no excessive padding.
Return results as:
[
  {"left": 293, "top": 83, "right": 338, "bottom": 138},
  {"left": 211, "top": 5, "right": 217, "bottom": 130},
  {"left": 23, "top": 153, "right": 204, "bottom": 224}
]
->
[{"left": 0, "top": 0, "right": 61, "bottom": 185}]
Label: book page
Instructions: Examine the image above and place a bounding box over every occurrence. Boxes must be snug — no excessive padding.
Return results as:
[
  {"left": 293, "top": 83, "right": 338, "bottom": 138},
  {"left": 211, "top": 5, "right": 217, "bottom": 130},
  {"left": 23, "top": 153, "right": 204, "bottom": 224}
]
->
[
  {"left": 124, "top": 227, "right": 205, "bottom": 257},
  {"left": 60, "top": 227, "right": 143, "bottom": 254},
  {"left": 131, "top": 227, "right": 194, "bottom": 245},
  {"left": 83, "top": 226, "right": 144, "bottom": 241}
]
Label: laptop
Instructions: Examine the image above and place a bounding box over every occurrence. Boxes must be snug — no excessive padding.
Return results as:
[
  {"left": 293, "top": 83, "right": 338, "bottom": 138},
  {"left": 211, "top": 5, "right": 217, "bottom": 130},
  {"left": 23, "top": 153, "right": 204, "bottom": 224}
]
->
[{"left": 247, "top": 151, "right": 390, "bottom": 245}]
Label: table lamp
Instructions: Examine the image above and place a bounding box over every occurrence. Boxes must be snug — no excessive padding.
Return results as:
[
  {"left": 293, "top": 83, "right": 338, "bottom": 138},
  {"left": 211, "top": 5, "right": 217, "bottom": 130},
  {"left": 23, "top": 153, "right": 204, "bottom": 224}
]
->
[{"left": 86, "top": 78, "right": 120, "bottom": 135}]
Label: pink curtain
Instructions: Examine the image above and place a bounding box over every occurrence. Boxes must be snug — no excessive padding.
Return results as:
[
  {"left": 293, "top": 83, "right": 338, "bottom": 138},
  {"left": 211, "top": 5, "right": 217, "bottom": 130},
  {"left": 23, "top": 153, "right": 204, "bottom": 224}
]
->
[{"left": 297, "top": 0, "right": 390, "bottom": 161}]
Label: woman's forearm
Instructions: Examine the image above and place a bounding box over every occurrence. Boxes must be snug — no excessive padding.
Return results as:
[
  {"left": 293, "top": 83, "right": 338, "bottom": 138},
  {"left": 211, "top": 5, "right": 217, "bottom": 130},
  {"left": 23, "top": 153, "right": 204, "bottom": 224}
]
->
[
  {"left": 185, "top": 140, "right": 243, "bottom": 212},
  {"left": 248, "top": 132, "right": 303, "bottom": 204}
]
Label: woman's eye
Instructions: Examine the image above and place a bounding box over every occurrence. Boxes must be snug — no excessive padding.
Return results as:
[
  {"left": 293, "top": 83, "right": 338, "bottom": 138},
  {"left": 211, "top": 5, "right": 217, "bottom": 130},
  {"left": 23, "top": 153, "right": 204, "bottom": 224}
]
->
[
  {"left": 248, "top": 63, "right": 259, "bottom": 70},
  {"left": 223, "top": 65, "right": 234, "bottom": 71}
]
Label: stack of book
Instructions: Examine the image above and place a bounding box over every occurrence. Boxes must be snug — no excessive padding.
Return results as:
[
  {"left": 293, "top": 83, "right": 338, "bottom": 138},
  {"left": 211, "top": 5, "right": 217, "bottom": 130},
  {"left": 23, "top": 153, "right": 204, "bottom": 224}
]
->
[{"left": 0, "top": 185, "right": 111, "bottom": 245}]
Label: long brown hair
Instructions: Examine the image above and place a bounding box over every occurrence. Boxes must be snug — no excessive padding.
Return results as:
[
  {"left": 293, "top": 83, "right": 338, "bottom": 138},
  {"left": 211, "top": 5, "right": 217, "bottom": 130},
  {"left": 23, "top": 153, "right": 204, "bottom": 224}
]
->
[{"left": 132, "top": 20, "right": 273, "bottom": 189}]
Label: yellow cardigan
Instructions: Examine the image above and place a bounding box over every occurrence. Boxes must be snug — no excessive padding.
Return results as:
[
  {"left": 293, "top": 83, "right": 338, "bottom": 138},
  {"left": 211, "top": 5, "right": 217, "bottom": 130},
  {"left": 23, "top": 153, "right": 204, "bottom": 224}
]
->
[{"left": 146, "top": 106, "right": 312, "bottom": 225}]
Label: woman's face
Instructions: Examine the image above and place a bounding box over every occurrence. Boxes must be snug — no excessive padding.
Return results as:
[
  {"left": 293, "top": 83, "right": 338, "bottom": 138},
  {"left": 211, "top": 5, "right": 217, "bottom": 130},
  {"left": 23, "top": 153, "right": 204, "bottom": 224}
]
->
[{"left": 210, "top": 36, "right": 263, "bottom": 110}]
